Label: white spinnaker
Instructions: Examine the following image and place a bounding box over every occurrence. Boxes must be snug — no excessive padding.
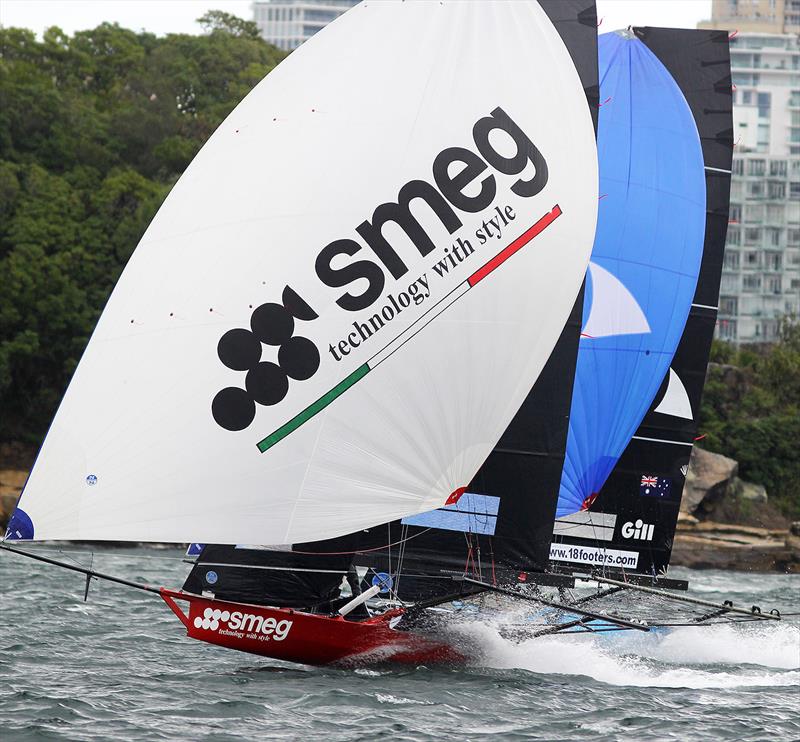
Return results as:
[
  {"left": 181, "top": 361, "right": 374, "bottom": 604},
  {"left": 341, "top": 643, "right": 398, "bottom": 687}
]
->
[
  {"left": 582, "top": 262, "right": 651, "bottom": 339},
  {"left": 654, "top": 368, "right": 694, "bottom": 420},
  {"left": 15, "top": 0, "right": 598, "bottom": 544}
]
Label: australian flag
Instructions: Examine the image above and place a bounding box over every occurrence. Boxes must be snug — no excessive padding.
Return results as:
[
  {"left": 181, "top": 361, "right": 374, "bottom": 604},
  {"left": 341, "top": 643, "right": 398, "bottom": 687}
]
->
[{"left": 640, "top": 474, "right": 673, "bottom": 499}]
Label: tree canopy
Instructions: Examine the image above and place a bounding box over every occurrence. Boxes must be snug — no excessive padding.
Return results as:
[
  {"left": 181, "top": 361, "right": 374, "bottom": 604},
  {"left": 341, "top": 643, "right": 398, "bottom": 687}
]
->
[
  {"left": 0, "top": 16, "right": 285, "bottom": 441},
  {"left": 700, "top": 323, "right": 800, "bottom": 519}
]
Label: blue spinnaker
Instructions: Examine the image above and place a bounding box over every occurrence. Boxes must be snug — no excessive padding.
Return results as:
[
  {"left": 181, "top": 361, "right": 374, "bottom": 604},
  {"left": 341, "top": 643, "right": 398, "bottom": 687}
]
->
[{"left": 556, "top": 32, "right": 706, "bottom": 517}]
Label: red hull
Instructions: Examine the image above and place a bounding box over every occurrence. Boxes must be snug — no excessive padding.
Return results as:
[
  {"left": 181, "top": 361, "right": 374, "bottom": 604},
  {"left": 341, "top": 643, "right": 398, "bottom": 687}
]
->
[{"left": 160, "top": 588, "right": 466, "bottom": 666}]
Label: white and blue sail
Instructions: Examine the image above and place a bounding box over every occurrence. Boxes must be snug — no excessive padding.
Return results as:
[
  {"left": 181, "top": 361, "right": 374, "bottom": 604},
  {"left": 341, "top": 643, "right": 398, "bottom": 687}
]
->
[{"left": 556, "top": 31, "right": 707, "bottom": 518}]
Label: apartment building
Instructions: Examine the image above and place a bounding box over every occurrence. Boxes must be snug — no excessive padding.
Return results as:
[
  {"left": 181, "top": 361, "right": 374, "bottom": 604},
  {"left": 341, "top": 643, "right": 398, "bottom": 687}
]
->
[
  {"left": 252, "top": 0, "right": 359, "bottom": 51},
  {"left": 700, "top": 7, "right": 800, "bottom": 342}
]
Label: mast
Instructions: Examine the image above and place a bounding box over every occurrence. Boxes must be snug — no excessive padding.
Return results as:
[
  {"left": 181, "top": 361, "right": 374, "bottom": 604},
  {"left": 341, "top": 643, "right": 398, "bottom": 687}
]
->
[{"left": 549, "top": 28, "right": 733, "bottom": 576}]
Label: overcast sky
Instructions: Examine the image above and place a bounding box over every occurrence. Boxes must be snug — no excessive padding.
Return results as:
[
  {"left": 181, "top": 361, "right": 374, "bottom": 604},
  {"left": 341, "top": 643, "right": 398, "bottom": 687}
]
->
[{"left": 1, "top": 0, "right": 713, "bottom": 38}]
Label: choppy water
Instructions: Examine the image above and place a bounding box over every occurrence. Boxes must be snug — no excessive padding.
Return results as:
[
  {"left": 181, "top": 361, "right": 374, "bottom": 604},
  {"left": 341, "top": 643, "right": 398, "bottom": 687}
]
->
[{"left": 1, "top": 546, "right": 798, "bottom": 741}]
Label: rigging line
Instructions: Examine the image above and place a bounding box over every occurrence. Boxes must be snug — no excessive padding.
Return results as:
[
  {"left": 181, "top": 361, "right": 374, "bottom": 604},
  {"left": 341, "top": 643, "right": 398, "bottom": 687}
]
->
[
  {"left": 581, "top": 574, "right": 782, "bottom": 620},
  {"left": 287, "top": 527, "right": 433, "bottom": 556},
  {"left": 395, "top": 523, "right": 408, "bottom": 597},
  {"left": 460, "top": 577, "right": 650, "bottom": 632},
  {"left": 0, "top": 543, "right": 161, "bottom": 595},
  {"left": 21, "top": 544, "right": 97, "bottom": 572},
  {"left": 7, "top": 547, "right": 189, "bottom": 563},
  {"left": 198, "top": 563, "right": 348, "bottom": 574}
]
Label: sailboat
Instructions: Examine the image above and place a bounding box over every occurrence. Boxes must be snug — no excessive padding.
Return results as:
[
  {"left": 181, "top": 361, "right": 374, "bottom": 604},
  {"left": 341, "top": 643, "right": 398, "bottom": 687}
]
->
[
  {"left": 176, "top": 24, "right": 784, "bottom": 656},
  {"left": 550, "top": 26, "right": 736, "bottom": 581},
  {"left": 2, "top": 0, "right": 605, "bottom": 665},
  {"left": 1, "top": 5, "right": 785, "bottom": 666}
]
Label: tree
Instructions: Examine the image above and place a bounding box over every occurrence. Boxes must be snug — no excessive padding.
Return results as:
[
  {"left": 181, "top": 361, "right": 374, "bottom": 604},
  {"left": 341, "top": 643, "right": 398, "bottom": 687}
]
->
[
  {"left": 0, "top": 15, "right": 285, "bottom": 440},
  {"left": 197, "top": 11, "right": 261, "bottom": 39}
]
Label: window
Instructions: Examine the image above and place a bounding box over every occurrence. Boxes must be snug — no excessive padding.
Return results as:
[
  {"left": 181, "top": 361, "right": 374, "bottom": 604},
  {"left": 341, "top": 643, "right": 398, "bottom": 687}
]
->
[
  {"left": 728, "top": 228, "right": 741, "bottom": 246},
  {"left": 767, "top": 204, "right": 784, "bottom": 222},
  {"left": 791, "top": 182, "right": 800, "bottom": 199},
  {"left": 722, "top": 274, "right": 739, "bottom": 292},
  {"left": 733, "top": 159, "right": 744, "bottom": 176},
  {"left": 743, "top": 275, "right": 762, "bottom": 291},
  {"left": 748, "top": 181, "right": 765, "bottom": 197},
  {"left": 748, "top": 159, "right": 766, "bottom": 176},
  {"left": 746, "top": 204, "right": 765, "bottom": 223},
  {"left": 745, "top": 228, "right": 762, "bottom": 243},
  {"left": 745, "top": 250, "right": 760, "bottom": 265},
  {"left": 770, "top": 159, "right": 787, "bottom": 176},
  {"left": 766, "top": 252, "right": 782, "bottom": 270},
  {"left": 730, "top": 203, "right": 742, "bottom": 223},
  {"left": 767, "top": 276, "right": 782, "bottom": 293},
  {"left": 304, "top": 9, "right": 338, "bottom": 22},
  {"left": 732, "top": 73, "right": 759, "bottom": 86},
  {"left": 718, "top": 319, "right": 737, "bottom": 340},
  {"left": 720, "top": 296, "right": 738, "bottom": 315},
  {"left": 788, "top": 229, "right": 800, "bottom": 244},
  {"left": 724, "top": 249, "right": 740, "bottom": 268},
  {"left": 758, "top": 92, "right": 771, "bottom": 117}
]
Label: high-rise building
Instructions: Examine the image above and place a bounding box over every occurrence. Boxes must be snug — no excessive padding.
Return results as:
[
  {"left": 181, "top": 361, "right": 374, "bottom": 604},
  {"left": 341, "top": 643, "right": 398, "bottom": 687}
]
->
[
  {"left": 700, "top": 0, "right": 800, "bottom": 33},
  {"left": 252, "top": 0, "right": 359, "bottom": 51},
  {"left": 699, "top": 10, "right": 800, "bottom": 342}
]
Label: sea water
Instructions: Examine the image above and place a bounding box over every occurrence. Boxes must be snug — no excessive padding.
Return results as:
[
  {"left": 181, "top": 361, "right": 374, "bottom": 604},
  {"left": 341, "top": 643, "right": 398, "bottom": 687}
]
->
[{"left": 0, "top": 547, "right": 797, "bottom": 741}]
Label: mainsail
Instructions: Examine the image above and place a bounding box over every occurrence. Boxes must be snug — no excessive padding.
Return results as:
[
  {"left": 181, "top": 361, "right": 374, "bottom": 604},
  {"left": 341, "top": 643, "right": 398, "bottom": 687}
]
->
[
  {"left": 550, "top": 28, "right": 733, "bottom": 575},
  {"left": 5, "top": 1, "right": 598, "bottom": 546}
]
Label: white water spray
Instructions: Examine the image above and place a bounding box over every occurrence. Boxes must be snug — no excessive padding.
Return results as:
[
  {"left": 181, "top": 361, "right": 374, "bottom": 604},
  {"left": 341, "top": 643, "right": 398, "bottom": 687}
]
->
[{"left": 455, "top": 617, "right": 800, "bottom": 689}]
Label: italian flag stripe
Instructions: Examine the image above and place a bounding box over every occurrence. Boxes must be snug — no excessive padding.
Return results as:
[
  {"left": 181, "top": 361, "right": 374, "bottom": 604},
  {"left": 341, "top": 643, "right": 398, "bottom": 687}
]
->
[
  {"left": 257, "top": 363, "right": 370, "bottom": 452},
  {"left": 468, "top": 204, "right": 561, "bottom": 287}
]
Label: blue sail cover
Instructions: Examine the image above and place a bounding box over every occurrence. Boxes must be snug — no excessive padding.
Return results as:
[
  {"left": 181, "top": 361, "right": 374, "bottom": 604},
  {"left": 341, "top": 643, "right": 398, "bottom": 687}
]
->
[{"left": 556, "top": 32, "right": 706, "bottom": 517}]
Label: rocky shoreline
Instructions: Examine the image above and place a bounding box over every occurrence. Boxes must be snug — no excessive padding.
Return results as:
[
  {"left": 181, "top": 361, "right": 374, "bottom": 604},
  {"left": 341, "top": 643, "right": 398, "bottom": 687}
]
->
[
  {"left": 670, "top": 447, "right": 800, "bottom": 572},
  {"left": 1, "top": 443, "right": 798, "bottom": 572},
  {"left": 672, "top": 516, "right": 800, "bottom": 572}
]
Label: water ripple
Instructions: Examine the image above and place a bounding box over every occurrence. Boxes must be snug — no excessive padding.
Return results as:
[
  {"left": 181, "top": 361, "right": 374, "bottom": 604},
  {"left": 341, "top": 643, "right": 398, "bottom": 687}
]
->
[{"left": 1, "top": 547, "right": 798, "bottom": 741}]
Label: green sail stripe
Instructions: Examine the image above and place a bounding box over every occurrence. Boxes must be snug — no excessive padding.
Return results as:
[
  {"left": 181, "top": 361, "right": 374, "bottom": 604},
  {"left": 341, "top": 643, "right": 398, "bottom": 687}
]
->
[{"left": 257, "top": 363, "right": 371, "bottom": 453}]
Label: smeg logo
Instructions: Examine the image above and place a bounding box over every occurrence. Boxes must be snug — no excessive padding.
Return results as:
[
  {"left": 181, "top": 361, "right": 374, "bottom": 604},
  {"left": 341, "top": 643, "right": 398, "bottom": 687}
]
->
[{"left": 212, "top": 286, "right": 319, "bottom": 431}]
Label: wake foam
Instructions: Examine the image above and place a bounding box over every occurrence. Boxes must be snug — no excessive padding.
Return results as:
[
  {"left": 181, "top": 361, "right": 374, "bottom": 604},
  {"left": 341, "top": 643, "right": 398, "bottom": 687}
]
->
[{"left": 456, "top": 618, "right": 799, "bottom": 689}]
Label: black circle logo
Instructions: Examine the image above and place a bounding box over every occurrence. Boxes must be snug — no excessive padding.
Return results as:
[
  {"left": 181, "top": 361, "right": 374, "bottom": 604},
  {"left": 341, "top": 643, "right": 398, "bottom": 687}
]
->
[{"left": 212, "top": 287, "right": 319, "bottom": 432}]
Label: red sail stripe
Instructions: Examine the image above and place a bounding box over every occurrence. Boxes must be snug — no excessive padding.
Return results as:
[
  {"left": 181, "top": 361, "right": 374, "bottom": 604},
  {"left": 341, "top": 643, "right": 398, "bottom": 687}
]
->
[{"left": 467, "top": 204, "right": 562, "bottom": 288}]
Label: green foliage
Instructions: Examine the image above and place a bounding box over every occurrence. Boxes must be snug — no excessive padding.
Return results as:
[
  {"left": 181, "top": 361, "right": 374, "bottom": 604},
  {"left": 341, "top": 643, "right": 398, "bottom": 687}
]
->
[
  {"left": 700, "top": 329, "right": 800, "bottom": 519},
  {"left": 0, "top": 14, "right": 285, "bottom": 441},
  {"left": 197, "top": 11, "right": 261, "bottom": 40}
]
